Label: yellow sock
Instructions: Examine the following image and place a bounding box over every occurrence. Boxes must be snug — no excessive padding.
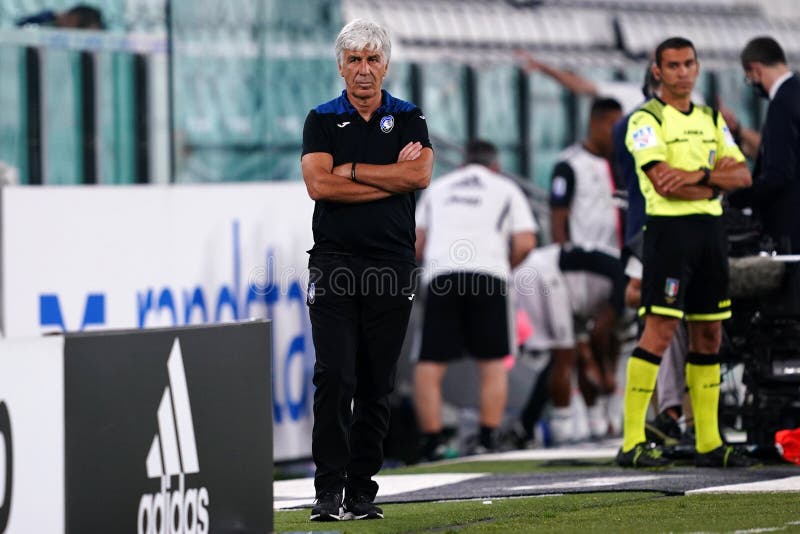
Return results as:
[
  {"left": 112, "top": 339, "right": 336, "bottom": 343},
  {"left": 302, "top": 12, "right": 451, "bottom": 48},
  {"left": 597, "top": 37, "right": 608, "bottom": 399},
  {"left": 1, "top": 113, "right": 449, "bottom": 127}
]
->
[
  {"left": 686, "top": 353, "right": 723, "bottom": 454},
  {"left": 622, "top": 348, "right": 660, "bottom": 452}
]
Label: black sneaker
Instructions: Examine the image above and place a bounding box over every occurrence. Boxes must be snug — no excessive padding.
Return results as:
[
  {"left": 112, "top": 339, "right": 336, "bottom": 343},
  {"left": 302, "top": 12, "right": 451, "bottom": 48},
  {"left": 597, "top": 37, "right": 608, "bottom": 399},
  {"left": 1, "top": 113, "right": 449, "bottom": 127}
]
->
[
  {"left": 344, "top": 493, "right": 384, "bottom": 520},
  {"left": 418, "top": 432, "right": 448, "bottom": 462},
  {"left": 616, "top": 442, "right": 673, "bottom": 467},
  {"left": 663, "top": 425, "right": 695, "bottom": 460},
  {"left": 695, "top": 445, "right": 761, "bottom": 468},
  {"left": 499, "top": 421, "right": 534, "bottom": 451},
  {"left": 462, "top": 433, "right": 497, "bottom": 456},
  {"left": 645, "top": 412, "right": 682, "bottom": 446},
  {"left": 309, "top": 490, "right": 344, "bottom": 521}
]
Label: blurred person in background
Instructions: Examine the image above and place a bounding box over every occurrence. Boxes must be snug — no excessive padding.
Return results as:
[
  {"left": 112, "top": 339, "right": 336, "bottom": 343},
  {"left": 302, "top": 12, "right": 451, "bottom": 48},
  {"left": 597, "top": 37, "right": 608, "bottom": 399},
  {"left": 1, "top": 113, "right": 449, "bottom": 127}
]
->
[
  {"left": 549, "top": 97, "right": 623, "bottom": 254},
  {"left": 517, "top": 50, "right": 706, "bottom": 114},
  {"left": 717, "top": 100, "right": 761, "bottom": 160},
  {"left": 549, "top": 97, "right": 624, "bottom": 433},
  {"left": 414, "top": 140, "right": 536, "bottom": 460},
  {"left": 517, "top": 51, "right": 644, "bottom": 113},
  {"left": 615, "top": 62, "right": 661, "bottom": 248},
  {"left": 617, "top": 37, "right": 753, "bottom": 468},
  {"left": 507, "top": 243, "right": 625, "bottom": 447},
  {"left": 301, "top": 18, "right": 433, "bottom": 521},
  {"left": 730, "top": 36, "right": 800, "bottom": 254},
  {"left": 16, "top": 4, "right": 104, "bottom": 29}
]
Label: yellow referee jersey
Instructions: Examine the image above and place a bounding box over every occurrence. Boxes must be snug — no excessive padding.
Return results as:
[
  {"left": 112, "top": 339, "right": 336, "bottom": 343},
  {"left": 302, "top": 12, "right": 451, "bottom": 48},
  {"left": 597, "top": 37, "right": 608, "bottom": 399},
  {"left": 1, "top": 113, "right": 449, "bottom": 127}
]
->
[{"left": 626, "top": 98, "right": 745, "bottom": 217}]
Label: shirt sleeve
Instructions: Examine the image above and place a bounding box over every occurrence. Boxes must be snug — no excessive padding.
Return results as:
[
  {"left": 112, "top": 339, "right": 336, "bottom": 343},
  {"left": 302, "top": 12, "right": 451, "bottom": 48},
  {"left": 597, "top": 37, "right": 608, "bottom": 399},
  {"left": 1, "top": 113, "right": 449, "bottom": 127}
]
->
[
  {"left": 509, "top": 187, "right": 538, "bottom": 234},
  {"left": 626, "top": 111, "right": 665, "bottom": 172},
  {"left": 715, "top": 112, "right": 746, "bottom": 164},
  {"left": 549, "top": 161, "right": 576, "bottom": 207},
  {"left": 415, "top": 190, "right": 430, "bottom": 230},
  {"left": 624, "top": 255, "right": 643, "bottom": 279},
  {"left": 401, "top": 107, "right": 433, "bottom": 150},
  {"left": 301, "top": 110, "right": 332, "bottom": 156}
]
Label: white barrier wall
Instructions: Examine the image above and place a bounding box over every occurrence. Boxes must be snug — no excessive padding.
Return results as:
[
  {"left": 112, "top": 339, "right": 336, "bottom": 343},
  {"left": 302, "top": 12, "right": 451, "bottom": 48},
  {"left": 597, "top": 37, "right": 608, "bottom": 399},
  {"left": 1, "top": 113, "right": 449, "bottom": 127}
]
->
[
  {"left": 0, "top": 336, "right": 64, "bottom": 534},
  {"left": 0, "top": 183, "right": 314, "bottom": 461},
  {"left": 0, "top": 323, "right": 273, "bottom": 534}
]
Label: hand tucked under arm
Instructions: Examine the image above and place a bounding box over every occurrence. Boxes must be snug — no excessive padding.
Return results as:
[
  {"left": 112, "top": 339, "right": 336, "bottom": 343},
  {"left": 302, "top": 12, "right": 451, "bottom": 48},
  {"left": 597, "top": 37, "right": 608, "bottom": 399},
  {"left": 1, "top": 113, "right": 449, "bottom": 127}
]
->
[
  {"left": 710, "top": 157, "right": 752, "bottom": 191},
  {"left": 397, "top": 141, "right": 423, "bottom": 163}
]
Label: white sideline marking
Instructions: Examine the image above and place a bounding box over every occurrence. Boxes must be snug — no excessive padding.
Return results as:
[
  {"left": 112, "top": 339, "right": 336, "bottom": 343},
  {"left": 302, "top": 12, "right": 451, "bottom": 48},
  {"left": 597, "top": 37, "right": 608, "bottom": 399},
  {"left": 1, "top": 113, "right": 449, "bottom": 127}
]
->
[
  {"left": 274, "top": 473, "right": 485, "bottom": 510},
  {"left": 511, "top": 475, "right": 663, "bottom": 492},
  {"left": 687, "top": 475, "right": 800, "bottom": 494},
  {"left": 452, "top": 444, "right": 620, "bottom": 463}
]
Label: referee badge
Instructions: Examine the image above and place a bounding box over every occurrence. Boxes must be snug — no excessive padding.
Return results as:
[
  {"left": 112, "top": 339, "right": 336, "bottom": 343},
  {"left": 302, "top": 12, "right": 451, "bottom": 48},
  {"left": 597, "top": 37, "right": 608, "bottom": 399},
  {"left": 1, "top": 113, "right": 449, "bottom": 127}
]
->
[
  {"left": 307, "top": 282, "right": 316, "bottom": 305},
  {"left": 664, "top": 277, "right": 680, "bottom": 304},
  {"left": 632, "top": 125, "right": 657, "bottom": 150},
  {"left": 380, "top": 115, "right": 395, "bottom": 133}
]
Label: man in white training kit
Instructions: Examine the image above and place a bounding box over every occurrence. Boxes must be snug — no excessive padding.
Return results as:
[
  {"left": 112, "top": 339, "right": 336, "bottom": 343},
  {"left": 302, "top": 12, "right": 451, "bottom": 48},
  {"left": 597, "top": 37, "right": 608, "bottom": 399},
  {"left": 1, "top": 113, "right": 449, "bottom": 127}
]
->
[{"left": 414, "top": 140, "right": 537, "bottom": 459}]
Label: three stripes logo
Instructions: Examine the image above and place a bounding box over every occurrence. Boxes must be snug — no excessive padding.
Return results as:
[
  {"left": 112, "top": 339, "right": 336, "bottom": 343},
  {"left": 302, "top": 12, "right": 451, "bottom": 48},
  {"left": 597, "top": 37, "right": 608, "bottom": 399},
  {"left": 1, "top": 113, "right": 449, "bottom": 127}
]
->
[{"left": 137, "top": 339, "right": 209, "bottom": 534}]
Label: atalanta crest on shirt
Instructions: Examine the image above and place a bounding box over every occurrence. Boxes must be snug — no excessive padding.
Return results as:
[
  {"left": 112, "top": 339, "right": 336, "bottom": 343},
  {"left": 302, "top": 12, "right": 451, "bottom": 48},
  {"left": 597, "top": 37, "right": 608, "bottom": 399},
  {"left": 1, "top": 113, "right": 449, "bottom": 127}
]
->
[
  {"left": 380, "top": 115, "right": 394, "bottom": 133},
  {"left": 664, "top": 277, "right": 680, "bottom": 304}
]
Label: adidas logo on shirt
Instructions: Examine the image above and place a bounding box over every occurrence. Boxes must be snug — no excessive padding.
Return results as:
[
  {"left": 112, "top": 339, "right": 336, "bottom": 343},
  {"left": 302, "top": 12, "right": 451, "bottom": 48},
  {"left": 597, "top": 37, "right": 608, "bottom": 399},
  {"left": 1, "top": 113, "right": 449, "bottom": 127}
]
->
[{"left": 137, "top": 339, "right": 210, "bottom": 534}]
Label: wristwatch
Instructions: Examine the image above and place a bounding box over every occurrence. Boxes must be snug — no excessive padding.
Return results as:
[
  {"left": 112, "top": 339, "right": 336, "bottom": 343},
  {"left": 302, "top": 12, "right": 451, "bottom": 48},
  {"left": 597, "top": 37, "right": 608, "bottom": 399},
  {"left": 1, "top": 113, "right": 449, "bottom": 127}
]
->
[{"left": 698, "top": 167, "right": 711, "bottom": 186}]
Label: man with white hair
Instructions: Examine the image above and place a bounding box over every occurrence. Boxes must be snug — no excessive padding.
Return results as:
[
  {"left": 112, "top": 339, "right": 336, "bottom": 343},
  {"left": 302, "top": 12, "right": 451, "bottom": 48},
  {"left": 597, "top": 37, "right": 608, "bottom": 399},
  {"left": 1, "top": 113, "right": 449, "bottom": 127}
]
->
[{"left": 301, "top": 19, "right": 433, "bottom": 521}]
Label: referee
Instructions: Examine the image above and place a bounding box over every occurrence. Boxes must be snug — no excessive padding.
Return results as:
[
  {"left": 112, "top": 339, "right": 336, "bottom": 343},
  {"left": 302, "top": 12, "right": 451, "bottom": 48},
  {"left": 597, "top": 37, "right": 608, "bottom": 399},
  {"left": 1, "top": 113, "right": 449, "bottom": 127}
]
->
[
  {"left": 301, "top": 19, "right": 433, "bottom": 521},
  {"left": 618, "top": 37, "right": 753, "bottom": 468}
]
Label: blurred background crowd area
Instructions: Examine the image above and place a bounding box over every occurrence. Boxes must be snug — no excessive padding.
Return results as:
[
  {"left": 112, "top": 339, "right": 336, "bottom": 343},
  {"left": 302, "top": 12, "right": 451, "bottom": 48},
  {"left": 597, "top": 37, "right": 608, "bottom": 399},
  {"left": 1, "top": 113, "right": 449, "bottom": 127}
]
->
[{"left": 1, "top": 0, "right": 799, "bottom": 189}]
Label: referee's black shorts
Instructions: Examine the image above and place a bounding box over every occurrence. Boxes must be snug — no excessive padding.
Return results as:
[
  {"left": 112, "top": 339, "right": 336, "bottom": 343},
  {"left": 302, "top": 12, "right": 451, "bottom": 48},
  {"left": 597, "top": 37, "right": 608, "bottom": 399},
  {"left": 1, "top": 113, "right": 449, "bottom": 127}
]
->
[
  {"left": 640, "top": 214, "right": 731, "bottom": 321},
  {"left": 419, "top": 272, "right": 510, "bottom": 362}
]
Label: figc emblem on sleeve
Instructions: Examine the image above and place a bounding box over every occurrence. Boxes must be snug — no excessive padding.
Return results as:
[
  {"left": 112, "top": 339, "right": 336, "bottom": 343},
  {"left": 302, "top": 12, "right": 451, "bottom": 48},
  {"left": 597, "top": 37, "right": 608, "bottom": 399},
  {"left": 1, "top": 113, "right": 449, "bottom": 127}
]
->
[{"left": 664, "top": 277, "right": 680, "bottom": 304}]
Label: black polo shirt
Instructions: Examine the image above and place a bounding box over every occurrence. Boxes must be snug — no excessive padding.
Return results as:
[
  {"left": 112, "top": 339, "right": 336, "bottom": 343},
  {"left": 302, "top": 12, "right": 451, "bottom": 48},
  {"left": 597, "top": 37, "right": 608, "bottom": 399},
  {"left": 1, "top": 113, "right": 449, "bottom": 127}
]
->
[{"left": 302, "top": 89, "right": 432, "bottom": 261}]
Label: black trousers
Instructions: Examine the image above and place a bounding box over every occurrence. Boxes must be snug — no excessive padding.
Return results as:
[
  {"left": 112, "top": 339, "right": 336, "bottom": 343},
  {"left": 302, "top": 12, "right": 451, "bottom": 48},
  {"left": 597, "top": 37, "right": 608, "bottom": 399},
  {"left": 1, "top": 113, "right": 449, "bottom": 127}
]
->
[{"left": 307, "top": 253, "right": 415, "bottom": 499}]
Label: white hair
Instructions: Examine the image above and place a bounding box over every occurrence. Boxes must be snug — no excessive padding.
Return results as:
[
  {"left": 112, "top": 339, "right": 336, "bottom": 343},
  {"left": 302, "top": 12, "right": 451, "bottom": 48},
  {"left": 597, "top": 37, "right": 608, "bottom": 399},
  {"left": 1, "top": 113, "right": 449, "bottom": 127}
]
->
[{"left": 335, "top": 19, "right": 391, "bottom": 65}]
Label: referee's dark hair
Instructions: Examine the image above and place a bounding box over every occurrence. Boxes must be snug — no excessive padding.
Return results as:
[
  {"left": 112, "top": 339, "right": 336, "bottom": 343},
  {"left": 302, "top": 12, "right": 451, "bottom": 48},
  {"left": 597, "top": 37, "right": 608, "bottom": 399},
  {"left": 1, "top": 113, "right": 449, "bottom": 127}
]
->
[
  {"left": 655, "top": 37, "right": 697, "bottom": 67},
  {"left": 464, "top": 139, "right": 499, "bottom": 168},
  {"left": 590, "top": 97, "right": 622, "bottom": 120},
  {"left": 642, "top": 60, "right": 660, "bottom": 99},
  {"left": 741, "top": 36, "right": 787, "bottom": 68}
]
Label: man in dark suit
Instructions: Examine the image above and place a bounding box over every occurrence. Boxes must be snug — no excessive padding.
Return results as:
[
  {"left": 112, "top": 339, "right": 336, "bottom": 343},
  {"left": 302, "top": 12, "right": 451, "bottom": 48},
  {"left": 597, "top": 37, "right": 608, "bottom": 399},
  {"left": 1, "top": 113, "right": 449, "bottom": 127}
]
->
[{"left": 736, "top": 37, "right": 800, "bottom": 253}]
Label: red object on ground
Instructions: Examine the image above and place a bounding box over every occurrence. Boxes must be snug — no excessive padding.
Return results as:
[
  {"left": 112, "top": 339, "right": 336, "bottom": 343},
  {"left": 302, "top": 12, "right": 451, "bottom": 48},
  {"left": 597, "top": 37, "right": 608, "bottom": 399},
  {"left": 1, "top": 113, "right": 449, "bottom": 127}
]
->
[{"left": 775, "top": 428, "right": 800, "bottom": 465}]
